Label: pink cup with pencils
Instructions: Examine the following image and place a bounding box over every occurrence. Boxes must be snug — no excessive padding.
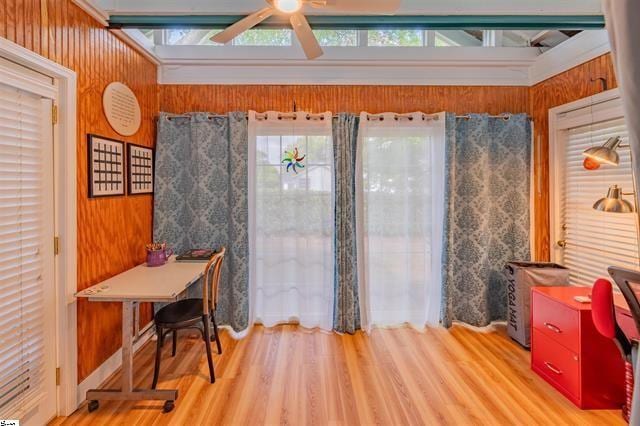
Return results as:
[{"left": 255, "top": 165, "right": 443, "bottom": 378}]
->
[{"left": 146, "top": 242, "right": 173, "bottom": 267}]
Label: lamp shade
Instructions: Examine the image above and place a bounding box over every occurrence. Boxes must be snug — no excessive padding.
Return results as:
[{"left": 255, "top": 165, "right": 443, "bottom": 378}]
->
[
  {"left": 593, "top": 185, "right": 635, "bottom": 213},
  {"left": 583, "top": 136, "right": 622, "bottom": 166}
]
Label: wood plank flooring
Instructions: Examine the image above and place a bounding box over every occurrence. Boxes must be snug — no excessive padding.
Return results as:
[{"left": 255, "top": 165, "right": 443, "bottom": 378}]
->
[{"left": 52, "top": 324, "right": 624, "bottom": 425}]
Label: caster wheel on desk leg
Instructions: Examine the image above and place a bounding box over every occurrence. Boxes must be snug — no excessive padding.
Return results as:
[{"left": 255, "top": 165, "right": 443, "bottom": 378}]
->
[
  {"left": 163, "top": 400, "right": 175, "bottom": 413},
  {"left": 88, "top": 400, "right": 99, "bottom": 413}
]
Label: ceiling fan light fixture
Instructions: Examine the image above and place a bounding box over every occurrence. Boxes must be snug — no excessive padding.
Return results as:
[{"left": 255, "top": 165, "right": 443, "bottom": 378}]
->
[{"left": 274, "top": 0, "right": 303, "bottom": 13}]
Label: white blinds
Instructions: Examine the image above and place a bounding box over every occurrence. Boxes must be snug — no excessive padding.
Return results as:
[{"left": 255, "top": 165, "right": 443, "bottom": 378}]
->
[
  {"left": 561, "top": 117, "right": 639, "bottom": 286},
  {"left": 0, "top": 82, "right": 50, "bottom": 418}
]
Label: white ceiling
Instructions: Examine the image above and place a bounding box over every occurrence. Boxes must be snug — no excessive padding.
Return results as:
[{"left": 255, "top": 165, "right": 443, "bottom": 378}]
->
[{"left": 97, "top": 0, "right": 603, "bottom": 16}]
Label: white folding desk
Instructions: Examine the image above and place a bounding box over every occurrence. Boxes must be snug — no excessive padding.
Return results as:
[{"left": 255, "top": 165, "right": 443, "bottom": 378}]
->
[{"left": 75, "top": 256, "right": 204, "bottom": 412}]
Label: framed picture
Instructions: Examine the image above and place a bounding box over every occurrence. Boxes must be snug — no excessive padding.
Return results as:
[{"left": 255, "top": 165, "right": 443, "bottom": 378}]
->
[
  {"left": 127, "top": 143, "right": 154, "bottom": 195},
  {"left": 88, "top": 134, "right": 125, "bottom": 198}
]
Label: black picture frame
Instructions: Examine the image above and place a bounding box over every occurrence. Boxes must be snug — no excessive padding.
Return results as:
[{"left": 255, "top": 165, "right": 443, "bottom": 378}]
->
[
  {"left": 127, "top": 143, "right": 154, "bottom": 195},
  {"left": 88, "top": 134, "right": 126, "bottom": 198}
]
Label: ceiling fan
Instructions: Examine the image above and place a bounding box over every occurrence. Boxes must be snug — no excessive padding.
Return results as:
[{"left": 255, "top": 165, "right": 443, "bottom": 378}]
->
[{"left": 211, "top": 0, "right": 402, "bottom": 60}]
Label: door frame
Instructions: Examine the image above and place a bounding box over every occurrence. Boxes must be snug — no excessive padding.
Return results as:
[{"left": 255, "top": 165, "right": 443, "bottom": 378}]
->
[
  {"left": 548, "top": 88, "right": 625, "bottom": 264},
  {"left": 0, "top": 37, "right": 79, "bottom": 417}
]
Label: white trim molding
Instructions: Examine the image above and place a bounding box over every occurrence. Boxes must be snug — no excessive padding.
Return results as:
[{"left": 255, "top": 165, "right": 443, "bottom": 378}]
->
[
  {"left": 160, "top": 62, "right": 531, "bottom": 86},
  {"left": 0, "top": 38, "right": 78, "bottom": 417},
  {"left": 158, "top": 46, "right": 537, "bottom": 85},
  {"left": 529, "top": 30, "right": 611, "bottom": 85}
]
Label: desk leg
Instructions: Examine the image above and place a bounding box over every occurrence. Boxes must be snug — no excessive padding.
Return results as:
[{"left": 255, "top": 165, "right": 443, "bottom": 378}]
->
[
  {"left": 86, "top": 301, "right": 178, "bottom": 412},
  {"left": 133, "top": 301, "right": 140, "bottom": 339},
  {"left": 122, "top": 300, "right": 134, "bottom": 393}
]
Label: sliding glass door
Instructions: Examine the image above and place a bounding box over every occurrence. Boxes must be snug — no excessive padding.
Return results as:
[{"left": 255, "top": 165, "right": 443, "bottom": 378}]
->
[{"left": 249, "top": 112, "right": 334, "bottom": 330}]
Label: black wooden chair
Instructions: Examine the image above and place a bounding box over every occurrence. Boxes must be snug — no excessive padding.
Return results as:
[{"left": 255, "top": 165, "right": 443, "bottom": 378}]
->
[{"left": 152, "top": 247, "right": 226, "bottom": 389}]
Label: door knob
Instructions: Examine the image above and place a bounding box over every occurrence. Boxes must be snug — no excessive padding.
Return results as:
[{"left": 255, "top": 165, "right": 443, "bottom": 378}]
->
[{"left": 557, "top": 239, "right": 567, "bottom": 248}]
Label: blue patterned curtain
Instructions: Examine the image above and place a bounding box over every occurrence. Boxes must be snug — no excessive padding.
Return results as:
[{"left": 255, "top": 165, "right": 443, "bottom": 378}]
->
[
  {"left": 442, "top": 113, "right": 531, "bottom": 328},
  {"left": 153, "top": 112, "right": 249, "bottom": 333},
  {"left": 332, "top": 113, "right": 361, "bottom": 333}
]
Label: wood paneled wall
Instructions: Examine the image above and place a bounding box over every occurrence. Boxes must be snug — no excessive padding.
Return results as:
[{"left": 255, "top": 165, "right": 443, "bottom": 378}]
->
[
  {"left": 0, "top": 0, "right": 159, "bottom": 382},
  {"left": 160, "top": 85, "right": 530, "bottom": 115},
  {"left": 529, "top": 53, "right": 617, "bottom": 261}
]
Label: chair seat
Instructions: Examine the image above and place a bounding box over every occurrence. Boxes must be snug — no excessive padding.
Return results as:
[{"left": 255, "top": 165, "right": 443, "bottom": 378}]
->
[{"left": 155, "top": 298, "right": 204, "bottom": 328}]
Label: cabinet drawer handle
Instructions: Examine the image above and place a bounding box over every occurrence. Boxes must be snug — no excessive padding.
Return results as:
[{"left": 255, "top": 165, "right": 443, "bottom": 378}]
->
[
  {"left": 544, "top": 362, "right": 563, "bottom": 375},
  {"left": 544, "top": 322, "right": 562, "bottom": 333}
]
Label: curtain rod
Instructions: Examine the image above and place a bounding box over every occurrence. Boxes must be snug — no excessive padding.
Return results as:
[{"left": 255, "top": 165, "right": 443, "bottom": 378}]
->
[
  {"left": 456, "top": 114, "right": 515, "bottom": 120},
  {"left": 163, "top": 113, "right": 526, "bottom": 121}
]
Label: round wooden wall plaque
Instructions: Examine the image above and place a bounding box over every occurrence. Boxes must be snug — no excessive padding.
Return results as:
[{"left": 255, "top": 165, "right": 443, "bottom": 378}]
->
[{"left": 102, "top": 82, "right": 141, "bottom": 136}]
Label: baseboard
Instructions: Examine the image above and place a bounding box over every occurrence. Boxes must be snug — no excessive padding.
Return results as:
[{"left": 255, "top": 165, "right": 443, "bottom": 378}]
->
[{"left": 76, "top": 324, "right": 155, "bottom": 407}]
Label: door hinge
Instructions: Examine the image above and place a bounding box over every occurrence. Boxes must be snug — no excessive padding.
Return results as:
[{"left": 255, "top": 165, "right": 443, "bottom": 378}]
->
[
  {"left": 54, "top": 236, "right": 60, "bottom": 255},
  {"left": 52, "top": 104, "right": 58, "bottom": 125},
  {"left": 56, "top": 367, "right": 61, "bottom": 386}
]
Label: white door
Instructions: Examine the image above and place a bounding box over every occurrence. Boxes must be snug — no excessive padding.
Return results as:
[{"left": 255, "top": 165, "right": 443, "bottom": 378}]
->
[
  {"left": 0, "top": 60, "right": 57, "bottom": 425},
  {"left": 550, "top": 93, "right": 639, "bottom": 286}
]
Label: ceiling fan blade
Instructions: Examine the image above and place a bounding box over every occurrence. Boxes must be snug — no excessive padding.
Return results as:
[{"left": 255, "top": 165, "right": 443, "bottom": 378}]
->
[
  {"left": 211, "top": 7, "right": 276, "bottom": 44},
  {"left": 322, "top": 0, "right": 401, "bottom": 13},
  {"left": 290, "top": 13, "right": 323, "bottom": 60}
]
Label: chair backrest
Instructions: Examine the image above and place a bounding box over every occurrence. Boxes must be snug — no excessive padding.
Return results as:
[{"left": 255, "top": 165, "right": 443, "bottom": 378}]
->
[
  {"left": 592, "top": 278, "right": 617, "bottom": 339},
  {"left": 202, "top": 247, "right": 226, "bottom": 315},
  {"left": 608, "top": 266, "right": 640, "bottom": 337}
]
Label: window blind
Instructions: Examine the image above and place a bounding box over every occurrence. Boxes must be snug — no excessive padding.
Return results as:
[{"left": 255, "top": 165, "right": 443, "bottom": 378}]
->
[
  {"left": 0, "top": 82, "right": 48, "bottom": 418},
  {"left": 561, "top": 117, "right": 639, "bottom": 286}
]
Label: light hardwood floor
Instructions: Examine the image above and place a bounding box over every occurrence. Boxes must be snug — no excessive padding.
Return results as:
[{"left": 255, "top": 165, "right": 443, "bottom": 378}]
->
[{"left": 52, "top": 324, "right": 624, "bottom": 425}]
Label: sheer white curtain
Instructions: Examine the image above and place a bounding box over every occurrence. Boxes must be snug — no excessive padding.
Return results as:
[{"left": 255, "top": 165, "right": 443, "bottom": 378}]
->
[
  {"left": 248, "top": 111, "right": 335, "bottom": 330},
  {"left": 356, "top": 112, "right": 446, "bottom": 330}
]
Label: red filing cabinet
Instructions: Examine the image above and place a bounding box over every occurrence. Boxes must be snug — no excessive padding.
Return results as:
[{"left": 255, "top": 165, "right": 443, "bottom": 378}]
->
[{"left": 531, "top": 286, "right": 625, "bottom": 409}]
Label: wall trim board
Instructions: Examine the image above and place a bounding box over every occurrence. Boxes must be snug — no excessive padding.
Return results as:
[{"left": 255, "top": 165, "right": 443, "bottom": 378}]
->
[
  {"left": 71, "top": 0, "right": 110, "bottom": 26},
  {"left": 529, "top": 30, "right": 611, "bottom": 85},
  {"left": 159, "top": 63, "right": 531, "bottom": 86},
  {"left": 76, "top": 325, "right": 155, "bottom": 407},
  {"left": 111, "top": 29, "right": 162, "bottom": 66},
  {"left": 155, "top": 45, "right": 537, "bottom": 86},
  {"left": 0, "top": 37, "right": 79, "bottom": 417}
]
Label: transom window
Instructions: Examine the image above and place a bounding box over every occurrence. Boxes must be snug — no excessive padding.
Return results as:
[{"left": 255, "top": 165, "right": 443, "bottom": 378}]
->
[{"left": 141, "top": 28, "right": 585, "bottom": 49}]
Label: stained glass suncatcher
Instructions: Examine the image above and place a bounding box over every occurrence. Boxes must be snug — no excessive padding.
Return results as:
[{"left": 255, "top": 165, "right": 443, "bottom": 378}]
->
[{"left": 282, "top": 147, "right": 305, "bottom": 173}]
